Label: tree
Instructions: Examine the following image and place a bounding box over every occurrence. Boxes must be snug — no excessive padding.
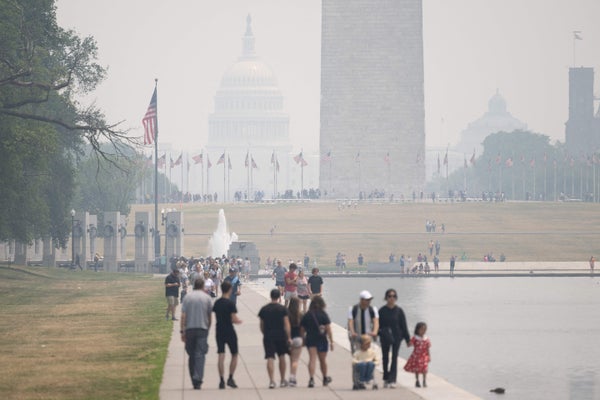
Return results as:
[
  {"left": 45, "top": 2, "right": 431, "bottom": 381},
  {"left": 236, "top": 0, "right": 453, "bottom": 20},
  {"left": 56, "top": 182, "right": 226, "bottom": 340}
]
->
[{"left": 0, "top": 0, "right": 135, "bottom": 245}]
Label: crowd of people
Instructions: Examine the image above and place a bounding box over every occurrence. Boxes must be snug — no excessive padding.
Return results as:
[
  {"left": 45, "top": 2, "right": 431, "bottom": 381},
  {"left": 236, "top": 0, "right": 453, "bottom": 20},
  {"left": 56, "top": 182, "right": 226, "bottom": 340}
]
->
[{"left": 167, "top": 259, "right": 431, "bottom": 391}]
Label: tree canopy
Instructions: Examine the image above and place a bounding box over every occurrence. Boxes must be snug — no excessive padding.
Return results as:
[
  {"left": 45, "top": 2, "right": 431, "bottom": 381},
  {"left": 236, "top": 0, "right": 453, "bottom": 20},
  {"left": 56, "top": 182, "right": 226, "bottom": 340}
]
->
[{"left": 0, "top": 0, "right": 134, "bottom": 245}]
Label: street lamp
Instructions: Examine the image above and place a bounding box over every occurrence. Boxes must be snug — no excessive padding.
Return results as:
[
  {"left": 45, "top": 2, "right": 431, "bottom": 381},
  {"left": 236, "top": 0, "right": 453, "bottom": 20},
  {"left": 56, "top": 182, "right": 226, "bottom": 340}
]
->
[{"left": 70, "top": 209, "right": 75, "bottom": 268}]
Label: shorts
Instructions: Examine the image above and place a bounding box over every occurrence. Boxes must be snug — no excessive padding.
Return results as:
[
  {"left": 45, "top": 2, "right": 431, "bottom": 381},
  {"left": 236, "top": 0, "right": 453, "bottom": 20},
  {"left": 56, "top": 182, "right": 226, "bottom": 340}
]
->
[
  {"left": 166, "top": 296, "right": 179, "bottom": 306},
  {"left": 275, "top": 280, "right": 285, "bottom": 288},
  {"left": 298, "top": 294, "right": 310, "bottom": 300},
  {"left": 284, "top": 291, "right": 297, "bottom": 301},
  {"left": 263, "top": 338, "right": 289, "bottom": 359},
  {"left": 216, "top": 331, "right": 239, "bottom": 354},
  {"left": 306, "top": 338, "right": 329, "bottom": 353}
]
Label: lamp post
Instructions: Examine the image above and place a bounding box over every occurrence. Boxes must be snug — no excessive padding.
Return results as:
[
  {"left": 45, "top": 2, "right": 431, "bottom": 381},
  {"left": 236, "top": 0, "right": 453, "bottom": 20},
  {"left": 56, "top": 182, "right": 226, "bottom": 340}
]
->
[{"left": 70, "top": 209, "right": 75, "bottom": 268}]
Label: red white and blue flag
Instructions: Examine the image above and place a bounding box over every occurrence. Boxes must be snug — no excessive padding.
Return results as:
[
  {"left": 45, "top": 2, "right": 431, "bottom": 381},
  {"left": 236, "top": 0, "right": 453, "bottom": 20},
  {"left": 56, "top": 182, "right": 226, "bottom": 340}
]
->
[{"left": 142, "top": 88, "right": 157, "bottom": 145}]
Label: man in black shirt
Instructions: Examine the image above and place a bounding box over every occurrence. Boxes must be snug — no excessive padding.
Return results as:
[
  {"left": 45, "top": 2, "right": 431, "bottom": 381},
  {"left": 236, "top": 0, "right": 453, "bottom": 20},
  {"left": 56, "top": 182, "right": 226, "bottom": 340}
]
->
[
  {"left": 164, "top": 268, "right": 180, "bottom": 320},
  {"left": 307, "top": 267, "right": 323, "bottom": 297},
  {"left": 258, "top": 289, "right": 292, "bottom": 389},
  {"left": 212, "top": 280, "right": 242, "bottom": 389}
]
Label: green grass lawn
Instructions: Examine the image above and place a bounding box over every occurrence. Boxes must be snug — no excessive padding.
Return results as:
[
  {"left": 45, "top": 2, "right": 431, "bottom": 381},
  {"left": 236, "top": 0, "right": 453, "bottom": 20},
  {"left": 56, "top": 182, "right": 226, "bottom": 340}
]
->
[{"left": 0, "top": 266, "right": 171, "bottom": 400}]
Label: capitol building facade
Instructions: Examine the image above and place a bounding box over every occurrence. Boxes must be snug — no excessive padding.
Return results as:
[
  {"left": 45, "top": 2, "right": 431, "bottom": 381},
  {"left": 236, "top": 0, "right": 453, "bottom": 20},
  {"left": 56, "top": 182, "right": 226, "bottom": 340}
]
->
[{"left": 207, "top": 15, "right": 293, "bottom": 200}]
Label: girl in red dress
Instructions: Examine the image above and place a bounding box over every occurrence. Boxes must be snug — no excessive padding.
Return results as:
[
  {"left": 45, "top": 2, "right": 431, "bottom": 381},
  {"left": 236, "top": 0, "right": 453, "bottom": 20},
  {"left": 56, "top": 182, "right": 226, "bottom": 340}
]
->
[{"left": 403, "top": 322, "right": 430, "bottom": 387}]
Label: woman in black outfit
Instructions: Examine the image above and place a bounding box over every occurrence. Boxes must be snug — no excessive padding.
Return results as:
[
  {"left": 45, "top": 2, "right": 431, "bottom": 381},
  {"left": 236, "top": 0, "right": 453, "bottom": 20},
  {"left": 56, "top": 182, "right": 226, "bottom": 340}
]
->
[{"left": 378, "top": 288, "right": 411, "bottom": 388}]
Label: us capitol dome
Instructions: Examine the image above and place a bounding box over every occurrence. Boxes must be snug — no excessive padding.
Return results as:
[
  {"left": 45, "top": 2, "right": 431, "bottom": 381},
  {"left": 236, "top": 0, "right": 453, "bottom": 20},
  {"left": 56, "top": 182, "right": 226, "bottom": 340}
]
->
[{"left": 207, "top": 15, "right": 292, "bottom": 199}]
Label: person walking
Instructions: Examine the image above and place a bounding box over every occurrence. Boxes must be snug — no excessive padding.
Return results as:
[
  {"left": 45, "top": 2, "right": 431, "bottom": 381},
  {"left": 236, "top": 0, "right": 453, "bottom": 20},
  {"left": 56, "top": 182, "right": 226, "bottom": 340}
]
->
[
  {"left": 284, "top": 263, "right": 299, "bottom": 307},
  {"left": 348, "top": 290, "right": 379, "bottom": 353},
  {"left": 180, "top": 278, "right": 213, "bottom": 390},
  {"left": 378, "top": 289, "right": 411, "bottom": 388},
  {"left": 164, "top": 268, "right": 180, "bottom": 321},
  {"left": 449, "top": 255, "right": 456, "bottom": 277},
  {"left": 296, "top": 268, "right": 310, "bottom": 313},
  {"left": 300, "top": 295, "right": 333, "bottom": 388},
  {"left": 258, "top": 289, "right": 292, "bottom": 388},
  {"left": 272, "top": 260, "right": 286, "bottom": 303},
  {"left": 224, "top": 266, "right": 242, "bottom": 305},
  {"left": 212, "top": 280, "right": 242, "bottom": 389},
  {"left": 288, "top": 297, "right": 304, "bottom": 387},
  {"left": 307, "top": 267, "right": 324, "bottom": 298},
  {"left": 590, "top": 256, "right": 595, "bottom": 273},
  {"left": 404, "top": 322, "right": 431, "bottom": 388}
]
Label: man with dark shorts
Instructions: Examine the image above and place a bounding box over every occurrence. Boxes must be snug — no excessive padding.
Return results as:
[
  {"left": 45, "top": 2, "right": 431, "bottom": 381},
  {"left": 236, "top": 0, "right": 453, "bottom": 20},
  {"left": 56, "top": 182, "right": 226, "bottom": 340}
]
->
[
  {"left": 164, "top": 268, "right": 180, "bottom": 321},
  {"left": 258, "top": 289, "right": 292, "bottom": 388},
  {"left": 213, "top": 280, "right": 242, "bottom": 389},
  {"left": 224, "top": 266, "right": 242, "bottom": 305},
  {"left": 272, "top": 260, "right": 286, "bottom": 303}
]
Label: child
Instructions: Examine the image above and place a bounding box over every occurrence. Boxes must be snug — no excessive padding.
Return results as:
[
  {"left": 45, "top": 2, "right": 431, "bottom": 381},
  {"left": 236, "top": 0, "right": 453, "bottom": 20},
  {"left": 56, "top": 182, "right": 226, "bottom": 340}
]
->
[
  {"left": 404, "top": 322, "right": 431, "bottom": 387},
  {"left": 352, "top": 334, "right": 379, "bottom": 389}
]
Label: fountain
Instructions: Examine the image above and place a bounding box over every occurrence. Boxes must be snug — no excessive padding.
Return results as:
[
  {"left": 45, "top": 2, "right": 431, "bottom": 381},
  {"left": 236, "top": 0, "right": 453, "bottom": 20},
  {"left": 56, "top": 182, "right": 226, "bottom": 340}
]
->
[{"left": 208, "top": 209, "right": 238, "bottom": 257}]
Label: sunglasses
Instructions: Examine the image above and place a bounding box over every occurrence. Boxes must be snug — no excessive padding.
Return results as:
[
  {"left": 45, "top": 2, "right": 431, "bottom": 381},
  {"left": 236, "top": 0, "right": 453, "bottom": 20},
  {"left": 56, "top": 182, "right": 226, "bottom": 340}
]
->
[{"left": 387, "top": 294, "right": 397, "bottom": 299}]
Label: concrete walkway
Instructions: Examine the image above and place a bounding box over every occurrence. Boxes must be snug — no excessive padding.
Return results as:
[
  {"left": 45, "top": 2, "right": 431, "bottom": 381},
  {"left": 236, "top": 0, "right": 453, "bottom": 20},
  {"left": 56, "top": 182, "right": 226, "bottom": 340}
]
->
[{"left": 159, "top": 282, "right": 481, "bottom": 400}]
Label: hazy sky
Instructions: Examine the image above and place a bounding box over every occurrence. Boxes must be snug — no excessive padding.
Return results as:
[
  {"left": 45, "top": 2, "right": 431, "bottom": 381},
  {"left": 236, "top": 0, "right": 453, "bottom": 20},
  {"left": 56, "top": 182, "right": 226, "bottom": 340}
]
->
[{"left": 56, "top": 0, "right": 600, "bottom": 156}]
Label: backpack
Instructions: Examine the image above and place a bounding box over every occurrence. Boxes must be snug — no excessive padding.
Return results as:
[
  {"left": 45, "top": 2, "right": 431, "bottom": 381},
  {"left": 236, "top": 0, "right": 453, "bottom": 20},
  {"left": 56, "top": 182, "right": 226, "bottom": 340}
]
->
[{"left": 351, "top": 305, "right": 375, "bottom": 320}]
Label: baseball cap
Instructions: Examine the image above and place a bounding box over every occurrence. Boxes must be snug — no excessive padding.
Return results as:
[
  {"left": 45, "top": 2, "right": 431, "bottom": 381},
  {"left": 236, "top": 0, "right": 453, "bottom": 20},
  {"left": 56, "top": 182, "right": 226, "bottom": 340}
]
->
[{"left": 359, "top": 290, "right": 373, "bottom": 300}]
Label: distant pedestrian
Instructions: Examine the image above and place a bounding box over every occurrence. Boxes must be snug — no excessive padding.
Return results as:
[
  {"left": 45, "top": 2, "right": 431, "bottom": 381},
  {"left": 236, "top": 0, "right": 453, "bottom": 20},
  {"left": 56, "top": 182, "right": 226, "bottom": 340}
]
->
[
  {"left": 213, "top": 280, "right": 242, "bottom": 389},
  {"left": 590, "top": 256, "right": 596, "bottom": 273},
  {"left": 357, "top": 253, "right": 364, "bottom": 266},
  {"left": 272, "top": 260, "right": 286, "bottom": 303},
  {"left": 224, "top": 266, "right": 242, "bottom": 305},
  {"left": 165, "top": 268, "right": 180, "bottom": 321},
  {"left": 308, "top": 267, "right": 324, "bottom": 298},
  {"left": 284, "top": 263, "right": 299, "bottom": 307},
  {"left": 258, "top": 289, "right": 292, "bottom": 389},
  {"left": 180, "top": 278, "right": 213, "bottom": 390},
  {"left": 435, "top": 240, "right": 440, "bottom": 256},
  {"left": 404, "top": 322, "right": 431, "bottom": 388},
  {"left": 428, "top": 240, "right": 434, "bottom": 256},
  {"left": 296, "top": 268, "right": 310, "bottom": 313},
  {"left": 449, "top": 255, "right": 456, "bottom": 277}
]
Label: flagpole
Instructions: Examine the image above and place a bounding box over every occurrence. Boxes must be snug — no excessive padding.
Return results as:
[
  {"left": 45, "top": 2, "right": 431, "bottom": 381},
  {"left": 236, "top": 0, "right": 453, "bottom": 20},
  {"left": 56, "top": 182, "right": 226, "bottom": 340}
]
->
[
  {"left": 201, "top": 152, "right": 204, "bottom": 201},
  {"left": 223, "top": 150, "right": 226, "bottom": 203},
  {"left": 180, "top": 154, "right": 183, "bottom": 209},
  {"left": 153, "top": 79, "right": 160, "bottom": 262}
]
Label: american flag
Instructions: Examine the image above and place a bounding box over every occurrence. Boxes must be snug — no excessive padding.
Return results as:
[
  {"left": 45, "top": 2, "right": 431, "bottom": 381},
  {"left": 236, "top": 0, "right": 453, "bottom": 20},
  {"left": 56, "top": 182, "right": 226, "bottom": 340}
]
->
[
  {"left": 251, "top": 157, "right": 258, "bottom": 169},
  {"left": 505, "top": 157, "right": 513, "bottom": 168},
  {"left": 271, "top": 151, "right": 275, "bottom": 164},
  {"left": 294, "top": 152, "right": 307, "bottom": 166},
  {"left": 217, "top": 153, "right": 225, "bottom": 165},
  {"left": 192, "top": 153, "right": 203, "bottom": 164},
  {"left": 142, "top": 88, "right": 157, "bottom": 145},
  {"left": 157, "top": 154, "right": 166, "bottom": 169},
  {"left": 443, "top": 150, "right": 448, "bottom": 166},
  {"left": 245, "top": 152, "right": 249, "bottom": 167},
  {"left": 384, "top": 152, "right": 390, "bottom": 164},
  {"left": 173, "top": 153, "right": 183, "bottom": 166},
  {"left": 321, "top": 150, "right": 332, "bottom": 163},
  {"left": 276, "top": 159, "right": 280, "bottom": 172},
  {"left": 207, "top": 155, "right": 212, "bottom": 168},
  {"left": 470, "top": 149, "right": 476, "bottom": 165},
  {"left": 228, "top": 155, "right": 232, "bottom": 170}
]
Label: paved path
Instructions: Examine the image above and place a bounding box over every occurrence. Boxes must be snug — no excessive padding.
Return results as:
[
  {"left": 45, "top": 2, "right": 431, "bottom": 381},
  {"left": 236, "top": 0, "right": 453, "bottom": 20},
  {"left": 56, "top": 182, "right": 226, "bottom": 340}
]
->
[{"left": 159, "top": 282, "right": 481, "bottom": 400}]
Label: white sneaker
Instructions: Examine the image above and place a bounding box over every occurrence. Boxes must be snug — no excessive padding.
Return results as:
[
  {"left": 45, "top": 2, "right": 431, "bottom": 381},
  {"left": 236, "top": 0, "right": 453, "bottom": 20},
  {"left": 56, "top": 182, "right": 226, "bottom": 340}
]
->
[{"left": 389, "top": 383, "right": 396, "bottom": 388}]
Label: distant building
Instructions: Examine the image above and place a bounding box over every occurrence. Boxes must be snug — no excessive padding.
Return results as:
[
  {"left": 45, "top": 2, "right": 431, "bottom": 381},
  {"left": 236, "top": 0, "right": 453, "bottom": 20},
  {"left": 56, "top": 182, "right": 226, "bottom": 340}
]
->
[
  {"left": 454, "top": 90, "right": 527, "bottom": 157},
  {"left": 319, "top": 0, "right": 426, "bottom": 199},
  {"left": 207, "top": 15, "right": 292, "bottom": 200},
  {"left": 565, "top": 67, "right": 600, "bottom": 155}
]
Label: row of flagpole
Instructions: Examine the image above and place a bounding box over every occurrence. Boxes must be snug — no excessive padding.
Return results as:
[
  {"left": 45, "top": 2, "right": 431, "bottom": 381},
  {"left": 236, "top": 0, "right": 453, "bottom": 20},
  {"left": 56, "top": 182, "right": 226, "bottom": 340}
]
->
[{"left": 435, "top": 147, "right": 600, "bottom": 201}]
